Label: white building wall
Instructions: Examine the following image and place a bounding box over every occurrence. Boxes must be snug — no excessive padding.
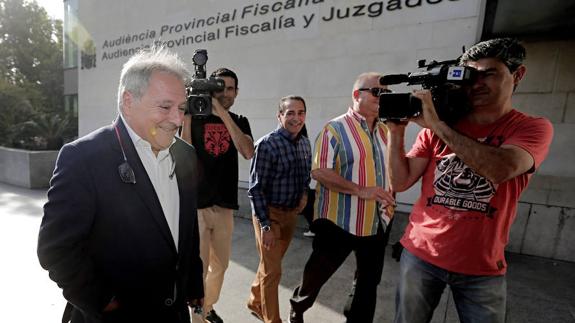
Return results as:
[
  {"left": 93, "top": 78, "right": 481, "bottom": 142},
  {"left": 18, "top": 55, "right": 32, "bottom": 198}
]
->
[
  {"left": 74, "top": 0, "right": 575, "bottom": 261},
  {"left": 76, "top": 0, "right": 485, "bottom": 190},
  {"left": 505, "top": 40, "right": 575, "bottom": 262}
]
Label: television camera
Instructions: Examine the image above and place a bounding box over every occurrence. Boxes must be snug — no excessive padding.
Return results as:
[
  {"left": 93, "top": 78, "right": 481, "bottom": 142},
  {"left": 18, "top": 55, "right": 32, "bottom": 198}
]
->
[
  {"left": 379, "top": 58, "right": 477, "bottom": 125},
  {"left": 187, "top": 49, "right": 225, "bottom": 117}
]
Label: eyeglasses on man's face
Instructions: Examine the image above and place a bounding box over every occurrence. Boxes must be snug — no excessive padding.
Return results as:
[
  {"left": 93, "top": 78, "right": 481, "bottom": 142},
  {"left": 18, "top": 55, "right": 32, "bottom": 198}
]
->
[{"left": 358, "top": 87, "right": 393, "bottom": 97}]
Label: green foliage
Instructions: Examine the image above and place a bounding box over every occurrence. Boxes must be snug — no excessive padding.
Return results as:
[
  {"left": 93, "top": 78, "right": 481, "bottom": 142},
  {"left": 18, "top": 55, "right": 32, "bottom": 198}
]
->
[
  {"left": 0, "top": 79, "right": 36, "bottom": 144},
  {"left": 16, "top": 113, "right": 71, "bottom": 150},
  {"left": 0, "top": 0, "right": 71, "bottom": 150}
]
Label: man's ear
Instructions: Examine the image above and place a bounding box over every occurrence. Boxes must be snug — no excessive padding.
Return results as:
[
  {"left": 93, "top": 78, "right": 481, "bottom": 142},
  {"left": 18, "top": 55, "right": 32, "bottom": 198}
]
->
[
  {"left": 352, "top": 89, "right": 360, "bottom": 101},
  {"left": 122, "top": 91, "right": 132, "bottom": 115},
  {"left": 513, "top": 65, "right": 526, "bottom": 85}
]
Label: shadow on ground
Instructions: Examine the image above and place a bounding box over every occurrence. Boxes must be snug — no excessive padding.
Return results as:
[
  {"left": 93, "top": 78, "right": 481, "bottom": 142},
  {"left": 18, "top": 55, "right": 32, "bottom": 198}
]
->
[
  {"left": 228, "top": 214, "right": 575, "bottom": 322},
  {"left": 1, "top": 181, "right": 574, "bottom": 323}
]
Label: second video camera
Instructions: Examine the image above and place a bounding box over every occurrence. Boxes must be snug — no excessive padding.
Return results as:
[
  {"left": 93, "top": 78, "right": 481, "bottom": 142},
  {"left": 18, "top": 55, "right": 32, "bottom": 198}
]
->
[
  {"left": 187, "top": 49, "right": 225, "bottom": 117},
  {"left": 379, "top": 58, "right": 477, "bottom": 125}
]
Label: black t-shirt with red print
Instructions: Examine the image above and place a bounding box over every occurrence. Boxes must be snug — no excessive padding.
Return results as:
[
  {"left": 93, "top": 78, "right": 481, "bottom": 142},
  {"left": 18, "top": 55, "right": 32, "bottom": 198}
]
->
[{"left": 191, "top": 112, "right": 252, "bottom": 209}]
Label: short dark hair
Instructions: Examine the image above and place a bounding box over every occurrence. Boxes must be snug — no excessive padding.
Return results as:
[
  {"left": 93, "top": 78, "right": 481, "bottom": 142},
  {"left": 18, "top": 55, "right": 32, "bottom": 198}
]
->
[
  {"left": 460, "top": 38, "right": 526, "bottom": 72},
  {"left": 211, "top": 67, "right": 238, "bottom": 89},
  {"left": 278, "top": 95, "right": 307, "bottom": 114}
]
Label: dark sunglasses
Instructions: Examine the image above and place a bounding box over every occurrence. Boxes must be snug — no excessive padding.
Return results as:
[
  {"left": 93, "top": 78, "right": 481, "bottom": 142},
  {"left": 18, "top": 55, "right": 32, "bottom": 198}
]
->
[{"left": 358, "top": 87, "right": 392, "bottom": 97}]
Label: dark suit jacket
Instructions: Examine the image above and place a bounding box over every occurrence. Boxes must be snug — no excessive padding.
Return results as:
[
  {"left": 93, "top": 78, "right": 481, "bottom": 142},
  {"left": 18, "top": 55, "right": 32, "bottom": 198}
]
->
[{"left": 38, "top": 118, "right": 203, "bottom": 323}]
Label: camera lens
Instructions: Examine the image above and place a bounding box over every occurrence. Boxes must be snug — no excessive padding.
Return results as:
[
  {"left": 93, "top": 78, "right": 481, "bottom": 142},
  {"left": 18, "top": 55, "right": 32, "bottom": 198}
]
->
[
  {"left": 192, "top": 50, "right": 207, "bottom": 66},
  {"left": 378, "top": 93, "right": 422, "bottom": 121}
]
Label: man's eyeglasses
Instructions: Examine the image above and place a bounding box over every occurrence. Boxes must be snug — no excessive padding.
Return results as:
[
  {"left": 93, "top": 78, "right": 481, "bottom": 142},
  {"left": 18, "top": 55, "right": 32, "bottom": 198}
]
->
[{"left": 358, "top": 87, "right": 392, "bottom": 97}]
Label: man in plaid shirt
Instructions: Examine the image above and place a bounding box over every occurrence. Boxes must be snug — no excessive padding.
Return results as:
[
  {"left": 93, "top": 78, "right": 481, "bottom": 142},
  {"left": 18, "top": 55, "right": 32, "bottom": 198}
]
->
[{"left": 247, "top": 95, "right": 312, "bottom": 323}]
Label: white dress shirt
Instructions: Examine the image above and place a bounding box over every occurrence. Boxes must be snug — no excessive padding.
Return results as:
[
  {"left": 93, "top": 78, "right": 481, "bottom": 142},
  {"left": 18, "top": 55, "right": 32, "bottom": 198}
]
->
[{"left": 121, "top": 116, "right": 180, "bottom": 250}]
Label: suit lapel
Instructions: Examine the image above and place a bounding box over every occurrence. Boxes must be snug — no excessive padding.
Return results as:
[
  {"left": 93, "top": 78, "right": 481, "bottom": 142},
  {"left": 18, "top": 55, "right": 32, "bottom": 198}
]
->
[
  {"left": 115, "top": 118, "right": 178, "bottom": 253},
  {"left": 170, "top": 140, "right": 197, "bottom": 253}
]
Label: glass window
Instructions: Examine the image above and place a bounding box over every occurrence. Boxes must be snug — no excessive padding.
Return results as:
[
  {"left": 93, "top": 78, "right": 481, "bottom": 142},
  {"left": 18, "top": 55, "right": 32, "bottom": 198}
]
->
[
  {"left": 63, "top": 0, "right": 79, "bottom": 68},
  {"left": 64, "top": 94, "right": 78, "bottom": 118}
]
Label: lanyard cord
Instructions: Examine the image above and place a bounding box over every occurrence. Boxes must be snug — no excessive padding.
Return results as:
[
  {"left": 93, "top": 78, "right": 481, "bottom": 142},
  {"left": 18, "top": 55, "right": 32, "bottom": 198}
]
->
[{"left": 114, "top": 125, "right": 129, "bottom": 162}]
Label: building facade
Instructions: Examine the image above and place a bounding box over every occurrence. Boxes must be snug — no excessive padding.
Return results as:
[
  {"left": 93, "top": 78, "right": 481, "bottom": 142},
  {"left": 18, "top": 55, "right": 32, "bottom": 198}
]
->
[{"left": 63, "top": 0, "right": 575, "bottom": 262}]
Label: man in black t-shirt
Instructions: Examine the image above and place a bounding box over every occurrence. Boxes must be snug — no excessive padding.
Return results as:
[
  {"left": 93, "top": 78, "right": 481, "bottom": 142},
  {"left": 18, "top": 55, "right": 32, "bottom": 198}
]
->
[{"left": 182, "top": 68, "right": 254, "bottom": 323}]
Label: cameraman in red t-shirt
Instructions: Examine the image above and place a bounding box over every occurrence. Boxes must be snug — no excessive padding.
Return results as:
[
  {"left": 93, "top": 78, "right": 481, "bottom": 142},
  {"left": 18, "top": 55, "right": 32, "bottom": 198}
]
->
[{"left": 387, "top": 38, "right": 553, "bottom": 323}]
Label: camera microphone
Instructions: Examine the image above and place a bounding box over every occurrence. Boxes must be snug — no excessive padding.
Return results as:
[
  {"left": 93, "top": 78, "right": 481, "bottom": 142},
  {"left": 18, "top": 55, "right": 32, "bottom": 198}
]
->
[{"left": 379, "top": 74, "right": 410, "bottom": 85}]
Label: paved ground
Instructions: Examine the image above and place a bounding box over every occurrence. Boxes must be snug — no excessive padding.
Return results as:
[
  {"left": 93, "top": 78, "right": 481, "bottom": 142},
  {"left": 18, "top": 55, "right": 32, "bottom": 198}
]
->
[{"left": 1, "top": 182, "right": 574, "bottom": 322}]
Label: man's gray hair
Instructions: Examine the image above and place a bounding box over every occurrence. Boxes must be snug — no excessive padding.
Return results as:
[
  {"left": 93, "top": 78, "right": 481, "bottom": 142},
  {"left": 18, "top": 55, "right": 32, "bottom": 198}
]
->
[
  {"left": 117, "top": 46, "right": 189, "bottom": 111},
  {"left": 353, "top": 72, "right": 381, "bottom": 91}
]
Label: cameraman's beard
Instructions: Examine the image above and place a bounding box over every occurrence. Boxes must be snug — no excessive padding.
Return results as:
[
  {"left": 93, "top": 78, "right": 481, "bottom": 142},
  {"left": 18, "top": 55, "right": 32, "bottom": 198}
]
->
[{"left": 217, "top": 96, "right": 234, "bottom": 110}]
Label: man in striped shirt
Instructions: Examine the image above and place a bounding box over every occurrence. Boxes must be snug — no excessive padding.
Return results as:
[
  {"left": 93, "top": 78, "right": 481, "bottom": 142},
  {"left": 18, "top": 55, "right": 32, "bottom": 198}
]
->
[
  {"left": 289, "top": 73, "right": 395, "bottom": 323},
  {"left": 247, "top": 95, "right": 312, "bottom": 323}
]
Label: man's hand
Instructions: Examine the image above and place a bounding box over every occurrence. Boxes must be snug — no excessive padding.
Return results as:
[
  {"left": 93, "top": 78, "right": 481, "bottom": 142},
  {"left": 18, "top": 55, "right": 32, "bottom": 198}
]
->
[
  {"left": 385, "top": 119, "right": 409, "bottom": 134},
  {"left": 211, "top": 97, "right": 226, "bottom": 117},
  {"left": 357, "top": 186, "right": 395, "bottom": 207},
  {"left": 261, "top": 230, "right": 276, "bottom": 251},
  {"left": 412, "top": 89, "right": 441, "bottom": 130},
  {"left": 296, "top": 193, "right": 308, "bottom": 214},
  {"left": 187, "top": 298, "right": 204, "bottom": 314}
]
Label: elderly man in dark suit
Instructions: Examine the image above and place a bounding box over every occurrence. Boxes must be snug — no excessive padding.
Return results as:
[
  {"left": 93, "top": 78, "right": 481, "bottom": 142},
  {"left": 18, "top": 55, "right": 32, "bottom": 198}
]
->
[{"left": 37, "top": 46, "right": 203, "bottom": 323}]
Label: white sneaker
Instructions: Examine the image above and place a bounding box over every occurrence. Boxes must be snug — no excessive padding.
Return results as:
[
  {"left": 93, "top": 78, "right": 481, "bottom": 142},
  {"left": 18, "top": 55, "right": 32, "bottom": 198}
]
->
[{"left": 303, "top": 230, "right": 315, "bottom": 237}]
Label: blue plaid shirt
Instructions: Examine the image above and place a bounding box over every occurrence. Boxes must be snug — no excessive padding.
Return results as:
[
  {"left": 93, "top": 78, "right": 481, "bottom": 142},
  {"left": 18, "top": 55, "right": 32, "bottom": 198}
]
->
[{"left": 248, "top": 127, "right": 312, "bottom": 227}]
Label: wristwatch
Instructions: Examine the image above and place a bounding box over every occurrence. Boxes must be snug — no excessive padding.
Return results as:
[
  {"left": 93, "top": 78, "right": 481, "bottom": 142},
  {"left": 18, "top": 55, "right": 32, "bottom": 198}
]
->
[{"left": 261, "top": 225, "right": 271, "bottom": 232}]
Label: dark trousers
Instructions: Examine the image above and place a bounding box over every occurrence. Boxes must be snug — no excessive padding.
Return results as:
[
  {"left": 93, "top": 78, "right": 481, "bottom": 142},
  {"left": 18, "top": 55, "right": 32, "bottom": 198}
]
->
[
  {"left": 68, "top": 305, "right": 190, "bottom": 323},
  {"left": 300, "top": 189, "right": 316, "bottom": 228},
  {"left": 290, "top": 219, "right": 391, "bottom": 323}
]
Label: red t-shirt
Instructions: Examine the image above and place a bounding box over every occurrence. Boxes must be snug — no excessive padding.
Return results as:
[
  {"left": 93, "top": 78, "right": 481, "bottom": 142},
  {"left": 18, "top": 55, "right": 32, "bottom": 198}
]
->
[{"left": 401, "top": 109, "right": 553, "bottom": 275}]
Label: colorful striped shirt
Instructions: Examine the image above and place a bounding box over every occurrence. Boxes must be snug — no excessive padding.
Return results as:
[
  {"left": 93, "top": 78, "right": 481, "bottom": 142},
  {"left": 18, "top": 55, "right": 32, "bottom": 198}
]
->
[{"left": 313, "top": 108, "right": 390, "bottom": 236}]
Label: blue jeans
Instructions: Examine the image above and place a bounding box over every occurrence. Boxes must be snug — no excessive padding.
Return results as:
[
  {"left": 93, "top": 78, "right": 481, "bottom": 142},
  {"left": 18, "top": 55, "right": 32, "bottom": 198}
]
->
[{"left": 394, "top": 249, "right": 506, "bottom": 323}]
